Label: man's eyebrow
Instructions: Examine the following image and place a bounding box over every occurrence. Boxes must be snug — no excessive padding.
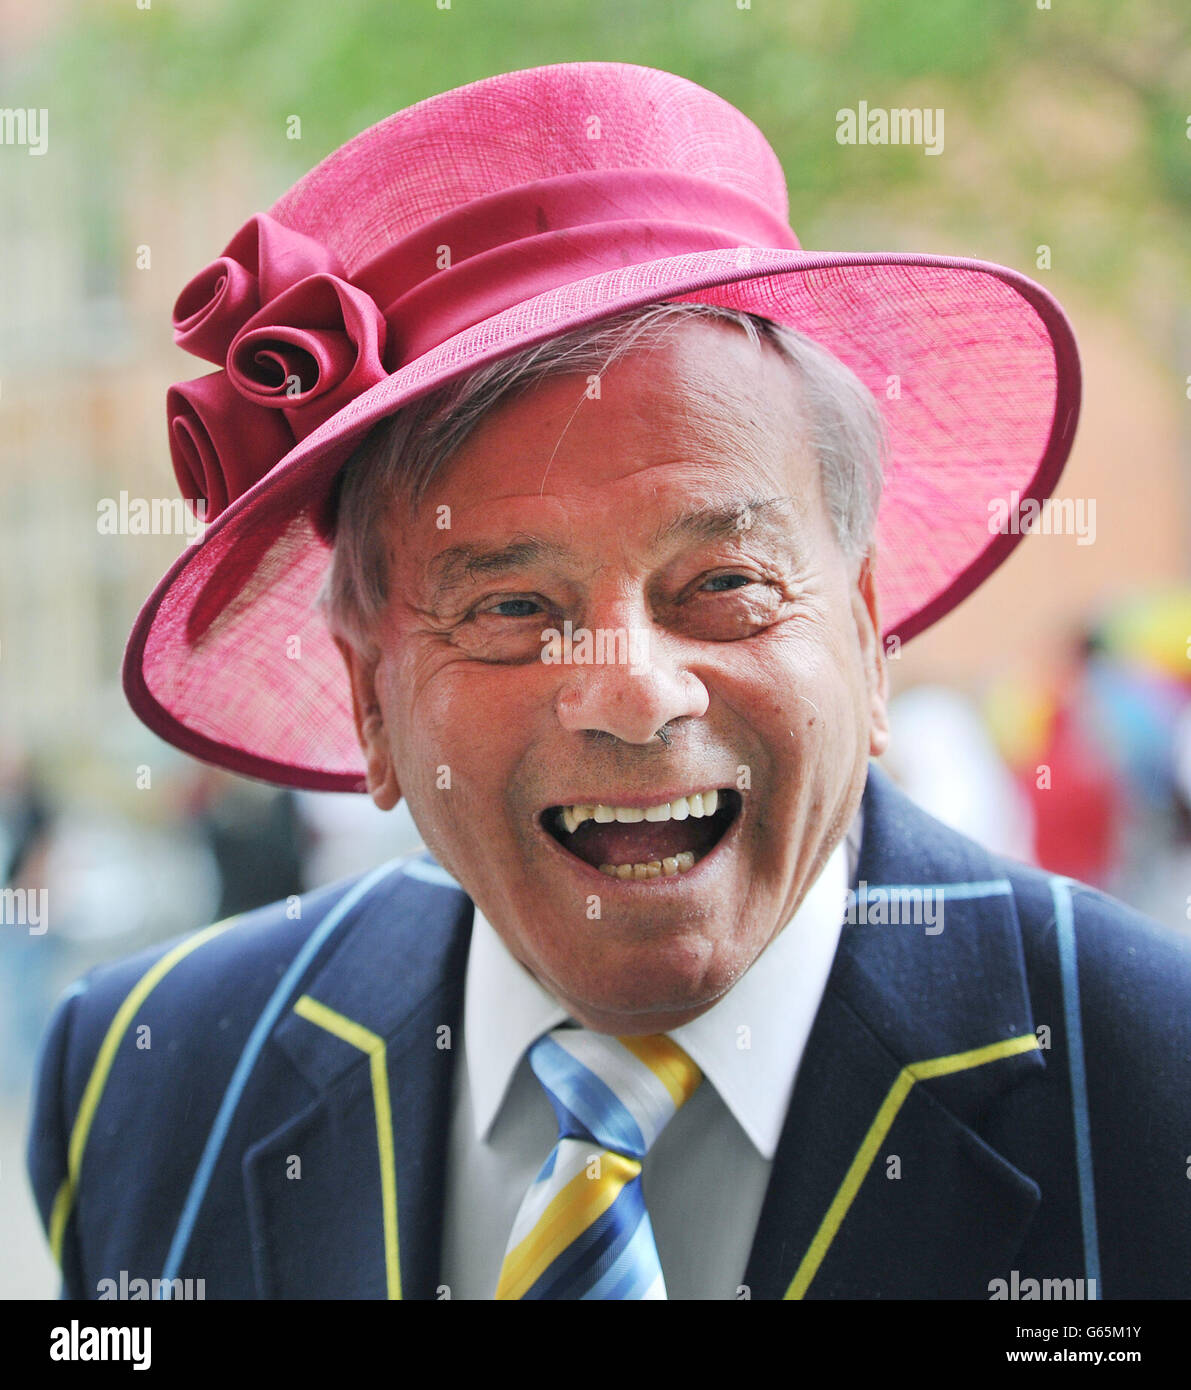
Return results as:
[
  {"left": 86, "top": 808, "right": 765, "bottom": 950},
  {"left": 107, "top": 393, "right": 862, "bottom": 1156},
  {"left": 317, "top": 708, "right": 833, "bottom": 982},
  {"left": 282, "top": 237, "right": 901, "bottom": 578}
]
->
[
  {"left": 425, "top": 499, "right": 799, "bottom": 598},
  {"left": 426, "top": 536, "right": 568, "bottom": 597},
  {"left": 649, "top": 496, "right": 800, "bottom": 549}
]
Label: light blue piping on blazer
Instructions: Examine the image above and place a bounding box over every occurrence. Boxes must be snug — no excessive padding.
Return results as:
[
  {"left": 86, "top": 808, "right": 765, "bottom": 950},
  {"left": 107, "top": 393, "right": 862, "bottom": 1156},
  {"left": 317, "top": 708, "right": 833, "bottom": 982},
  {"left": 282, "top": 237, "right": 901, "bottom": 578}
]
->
[
  {"left": 157, "top": 855, "right": 454, "bottom": 1289},
  {"left": 1050, "top": 875, "right": 1101, "bottom": 1296}
]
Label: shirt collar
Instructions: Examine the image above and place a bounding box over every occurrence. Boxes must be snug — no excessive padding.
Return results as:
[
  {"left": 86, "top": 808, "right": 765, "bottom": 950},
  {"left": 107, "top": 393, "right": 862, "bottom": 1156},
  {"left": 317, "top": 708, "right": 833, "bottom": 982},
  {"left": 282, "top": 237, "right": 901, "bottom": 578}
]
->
[{"left": 464, "top": 807, "right": 862, "bottom": 1158}]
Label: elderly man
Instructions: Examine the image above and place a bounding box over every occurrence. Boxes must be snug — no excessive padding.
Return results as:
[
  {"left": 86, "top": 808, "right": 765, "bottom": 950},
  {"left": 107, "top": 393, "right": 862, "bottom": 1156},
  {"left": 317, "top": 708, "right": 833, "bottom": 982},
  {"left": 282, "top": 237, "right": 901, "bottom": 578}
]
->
[{"left": 28, "top": 62, "right": 1191, "bottom": 1301}]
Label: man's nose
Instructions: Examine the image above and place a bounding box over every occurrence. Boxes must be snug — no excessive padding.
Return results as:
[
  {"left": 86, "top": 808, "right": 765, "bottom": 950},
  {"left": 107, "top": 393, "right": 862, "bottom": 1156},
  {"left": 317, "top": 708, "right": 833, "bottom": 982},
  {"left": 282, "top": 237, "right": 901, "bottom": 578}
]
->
[{"left": 552, "top": 609, "right": 709, "bottom": 745}]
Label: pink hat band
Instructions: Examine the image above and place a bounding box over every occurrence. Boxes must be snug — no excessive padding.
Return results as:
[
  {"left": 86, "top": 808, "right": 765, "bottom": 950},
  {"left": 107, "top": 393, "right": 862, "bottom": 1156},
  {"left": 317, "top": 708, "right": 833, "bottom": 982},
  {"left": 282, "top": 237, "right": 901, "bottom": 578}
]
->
[
  {"left": 168, "top": 166, "right": 799, "bottom": 526},
  {"left": 355, "top": 167, "right": 800, "bottom": 360}
]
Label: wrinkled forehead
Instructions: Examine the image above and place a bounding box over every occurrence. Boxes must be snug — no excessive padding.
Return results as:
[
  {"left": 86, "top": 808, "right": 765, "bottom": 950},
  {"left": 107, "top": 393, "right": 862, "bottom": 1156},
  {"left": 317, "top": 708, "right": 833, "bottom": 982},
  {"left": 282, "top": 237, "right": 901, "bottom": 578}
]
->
[{"left": 406, "top": 322, "right": 821, "bottom": 533}]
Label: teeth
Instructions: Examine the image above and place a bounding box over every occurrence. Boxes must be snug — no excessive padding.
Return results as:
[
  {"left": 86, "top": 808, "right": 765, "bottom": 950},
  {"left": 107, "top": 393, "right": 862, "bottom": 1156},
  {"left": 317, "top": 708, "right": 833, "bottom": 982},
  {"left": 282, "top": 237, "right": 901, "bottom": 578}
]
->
[
  {"left": 599, "top": 851, "right": 696, "bottom": 879},
  {"left": 560, "top": 788, "right": 723, "bottom": 831}
]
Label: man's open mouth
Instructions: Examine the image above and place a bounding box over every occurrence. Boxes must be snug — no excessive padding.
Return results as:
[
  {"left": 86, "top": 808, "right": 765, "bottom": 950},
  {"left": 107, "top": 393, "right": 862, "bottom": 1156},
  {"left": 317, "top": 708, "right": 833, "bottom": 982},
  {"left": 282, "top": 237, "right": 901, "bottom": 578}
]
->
[{"left": 542, "top": 788, "right": 742, "bottom": 880}]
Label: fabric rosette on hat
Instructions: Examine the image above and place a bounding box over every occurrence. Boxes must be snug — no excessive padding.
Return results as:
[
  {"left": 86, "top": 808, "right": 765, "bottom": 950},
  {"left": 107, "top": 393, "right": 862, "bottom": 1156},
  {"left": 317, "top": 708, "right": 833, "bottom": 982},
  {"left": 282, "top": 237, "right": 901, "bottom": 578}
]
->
[
  {"left": 166, "top": 214, "right": 389, "bottom": 522},
  {"left": 125, "top": 61, "right": 1081, "bottom": 791}
]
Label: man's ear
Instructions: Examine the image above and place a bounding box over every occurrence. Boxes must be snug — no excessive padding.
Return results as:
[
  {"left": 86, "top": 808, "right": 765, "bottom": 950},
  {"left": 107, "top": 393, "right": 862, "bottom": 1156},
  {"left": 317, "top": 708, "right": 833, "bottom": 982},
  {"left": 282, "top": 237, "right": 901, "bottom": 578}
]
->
[
  {"left": 853, "top": 546, "right": 891, "bottom": 760},
  {"left": 334, "top": 635, "right": 402, "bottom": 810}
]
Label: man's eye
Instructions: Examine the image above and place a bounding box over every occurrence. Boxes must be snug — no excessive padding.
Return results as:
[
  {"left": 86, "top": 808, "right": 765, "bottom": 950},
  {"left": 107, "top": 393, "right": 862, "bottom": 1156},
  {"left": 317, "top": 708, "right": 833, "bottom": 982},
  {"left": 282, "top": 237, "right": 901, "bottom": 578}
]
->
[
  {"left": 701, "top": 573, "right": 754, "bottom": 593},
  {"left": 480, "top": 598, "right": 543, "bottom": 618}
]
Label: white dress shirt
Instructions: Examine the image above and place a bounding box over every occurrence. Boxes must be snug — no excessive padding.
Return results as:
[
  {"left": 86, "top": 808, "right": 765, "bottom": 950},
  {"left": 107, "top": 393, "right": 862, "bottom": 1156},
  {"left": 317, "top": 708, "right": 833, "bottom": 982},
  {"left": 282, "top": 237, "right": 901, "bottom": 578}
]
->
[{"left": 439, "top": 810, "right": 863, "bottom": 1299}]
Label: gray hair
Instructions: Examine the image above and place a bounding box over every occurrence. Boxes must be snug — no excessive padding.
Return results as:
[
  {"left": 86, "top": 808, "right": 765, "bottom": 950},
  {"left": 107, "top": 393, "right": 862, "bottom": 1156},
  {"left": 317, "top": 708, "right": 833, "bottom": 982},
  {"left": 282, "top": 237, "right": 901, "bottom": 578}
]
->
[{"left": 320, "top": 301, "right": 885, "bottom": 653}]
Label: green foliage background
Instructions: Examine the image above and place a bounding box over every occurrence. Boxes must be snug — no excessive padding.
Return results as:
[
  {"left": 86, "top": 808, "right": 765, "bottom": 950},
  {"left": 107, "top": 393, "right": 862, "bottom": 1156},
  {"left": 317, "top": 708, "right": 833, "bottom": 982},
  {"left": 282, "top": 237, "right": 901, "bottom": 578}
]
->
[{"left": 28, "top": 0, "right": 1191, "bottom": 305}]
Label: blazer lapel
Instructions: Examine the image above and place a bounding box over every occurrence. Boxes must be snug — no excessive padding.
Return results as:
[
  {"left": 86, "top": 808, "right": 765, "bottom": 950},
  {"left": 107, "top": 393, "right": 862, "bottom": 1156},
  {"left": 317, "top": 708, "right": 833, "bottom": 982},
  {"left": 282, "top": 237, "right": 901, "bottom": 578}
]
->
[
  {"left": 242, "top": 860, "right": 472, "bottom": 1300},
  {"left": 744, "top": 764, "right": 1045, "bottom": 1299}
]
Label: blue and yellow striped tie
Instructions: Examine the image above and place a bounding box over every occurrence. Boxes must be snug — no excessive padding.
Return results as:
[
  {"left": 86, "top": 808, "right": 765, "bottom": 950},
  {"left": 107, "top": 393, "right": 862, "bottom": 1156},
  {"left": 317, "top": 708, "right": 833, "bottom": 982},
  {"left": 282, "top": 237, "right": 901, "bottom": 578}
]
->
[{"left": 494, "top": 1028, "right": 702, "bottom": 1300}]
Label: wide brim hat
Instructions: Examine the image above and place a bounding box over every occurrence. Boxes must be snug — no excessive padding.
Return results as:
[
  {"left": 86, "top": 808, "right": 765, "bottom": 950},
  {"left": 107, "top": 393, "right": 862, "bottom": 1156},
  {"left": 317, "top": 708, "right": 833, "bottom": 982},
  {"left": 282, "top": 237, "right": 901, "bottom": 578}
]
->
[{"left": 125, "top": 61, "right": 1080, "bottom": 792}]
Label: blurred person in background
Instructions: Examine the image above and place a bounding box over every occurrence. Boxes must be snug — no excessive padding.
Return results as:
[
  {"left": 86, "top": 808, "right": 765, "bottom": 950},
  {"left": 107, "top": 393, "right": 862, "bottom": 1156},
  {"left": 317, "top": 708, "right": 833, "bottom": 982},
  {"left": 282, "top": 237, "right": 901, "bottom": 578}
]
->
[
  {"left": 183, "top": 767, "right": 306, "bottom": 921},
  {"left": 0, "top": 747, "right": 55, "bottom": 1097},
  {"left": 988, "top": 596, "right": 1191, "bottom": 929},
  {"left": 883, "top": 685, "right": 1034, "bottom": 865}
]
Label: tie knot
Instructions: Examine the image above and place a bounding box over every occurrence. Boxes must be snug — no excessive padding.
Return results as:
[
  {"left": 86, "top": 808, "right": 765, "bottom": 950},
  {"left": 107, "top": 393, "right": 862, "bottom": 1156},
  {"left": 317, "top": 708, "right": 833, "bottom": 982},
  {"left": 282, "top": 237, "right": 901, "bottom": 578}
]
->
[{"left": 528, "top": 1028, "right": 702, "bottom": 1159}]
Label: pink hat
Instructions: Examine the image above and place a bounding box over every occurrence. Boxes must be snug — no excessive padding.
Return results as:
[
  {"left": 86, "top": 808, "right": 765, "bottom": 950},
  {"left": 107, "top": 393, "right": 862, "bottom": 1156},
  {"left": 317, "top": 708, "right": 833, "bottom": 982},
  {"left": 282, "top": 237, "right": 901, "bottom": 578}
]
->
[{"left": 125, "top": 61, "right": 1080, "bottom": 791}]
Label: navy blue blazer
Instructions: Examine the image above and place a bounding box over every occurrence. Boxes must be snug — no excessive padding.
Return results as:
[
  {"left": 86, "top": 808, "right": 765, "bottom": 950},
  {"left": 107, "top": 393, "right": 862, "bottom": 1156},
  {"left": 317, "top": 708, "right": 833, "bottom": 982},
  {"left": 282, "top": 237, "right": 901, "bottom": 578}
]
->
[{"left": 26, "top": 763, "right": 1191, "bottom": 1299}]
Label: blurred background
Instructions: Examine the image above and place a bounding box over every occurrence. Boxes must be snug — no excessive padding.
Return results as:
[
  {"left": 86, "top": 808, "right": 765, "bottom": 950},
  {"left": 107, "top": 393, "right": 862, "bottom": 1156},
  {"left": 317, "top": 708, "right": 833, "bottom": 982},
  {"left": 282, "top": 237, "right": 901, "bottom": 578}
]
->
[{"left": 2, "top": 0, "right": 1189, "bottom": 1296}]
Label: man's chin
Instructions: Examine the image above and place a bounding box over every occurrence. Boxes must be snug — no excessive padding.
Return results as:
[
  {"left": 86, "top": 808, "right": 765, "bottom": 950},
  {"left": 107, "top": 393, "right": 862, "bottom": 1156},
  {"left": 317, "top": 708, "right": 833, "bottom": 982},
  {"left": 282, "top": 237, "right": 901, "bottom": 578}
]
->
[
  {"left": 527, "top": 931, "right": 755, "bottom": 1035},
  {"left": 552, "top": 987, "right": 730, "bottom": 1037}
]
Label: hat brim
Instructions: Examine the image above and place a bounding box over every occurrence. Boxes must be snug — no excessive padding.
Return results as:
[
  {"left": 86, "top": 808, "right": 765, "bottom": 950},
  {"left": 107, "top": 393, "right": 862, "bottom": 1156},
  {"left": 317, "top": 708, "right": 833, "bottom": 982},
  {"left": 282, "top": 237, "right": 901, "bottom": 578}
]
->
[{"left": 124, "top": 247, "right": 1080, "bottom": 791}]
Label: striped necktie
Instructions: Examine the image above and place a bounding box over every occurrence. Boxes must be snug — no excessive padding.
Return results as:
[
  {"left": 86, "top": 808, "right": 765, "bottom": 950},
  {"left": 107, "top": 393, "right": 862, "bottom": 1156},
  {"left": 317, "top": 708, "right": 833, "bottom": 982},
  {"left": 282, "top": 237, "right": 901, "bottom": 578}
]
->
[{"left": 494, "top": 1027, "right": 702, "bottom": 1300}]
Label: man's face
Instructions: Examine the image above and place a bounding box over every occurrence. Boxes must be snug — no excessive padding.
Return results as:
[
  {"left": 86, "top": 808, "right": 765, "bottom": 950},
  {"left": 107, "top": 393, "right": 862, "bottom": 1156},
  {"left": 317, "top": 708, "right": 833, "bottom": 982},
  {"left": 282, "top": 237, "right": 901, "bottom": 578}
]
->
[{"left": 341, "top": 319, "right": 889, "bottom": 1033}]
